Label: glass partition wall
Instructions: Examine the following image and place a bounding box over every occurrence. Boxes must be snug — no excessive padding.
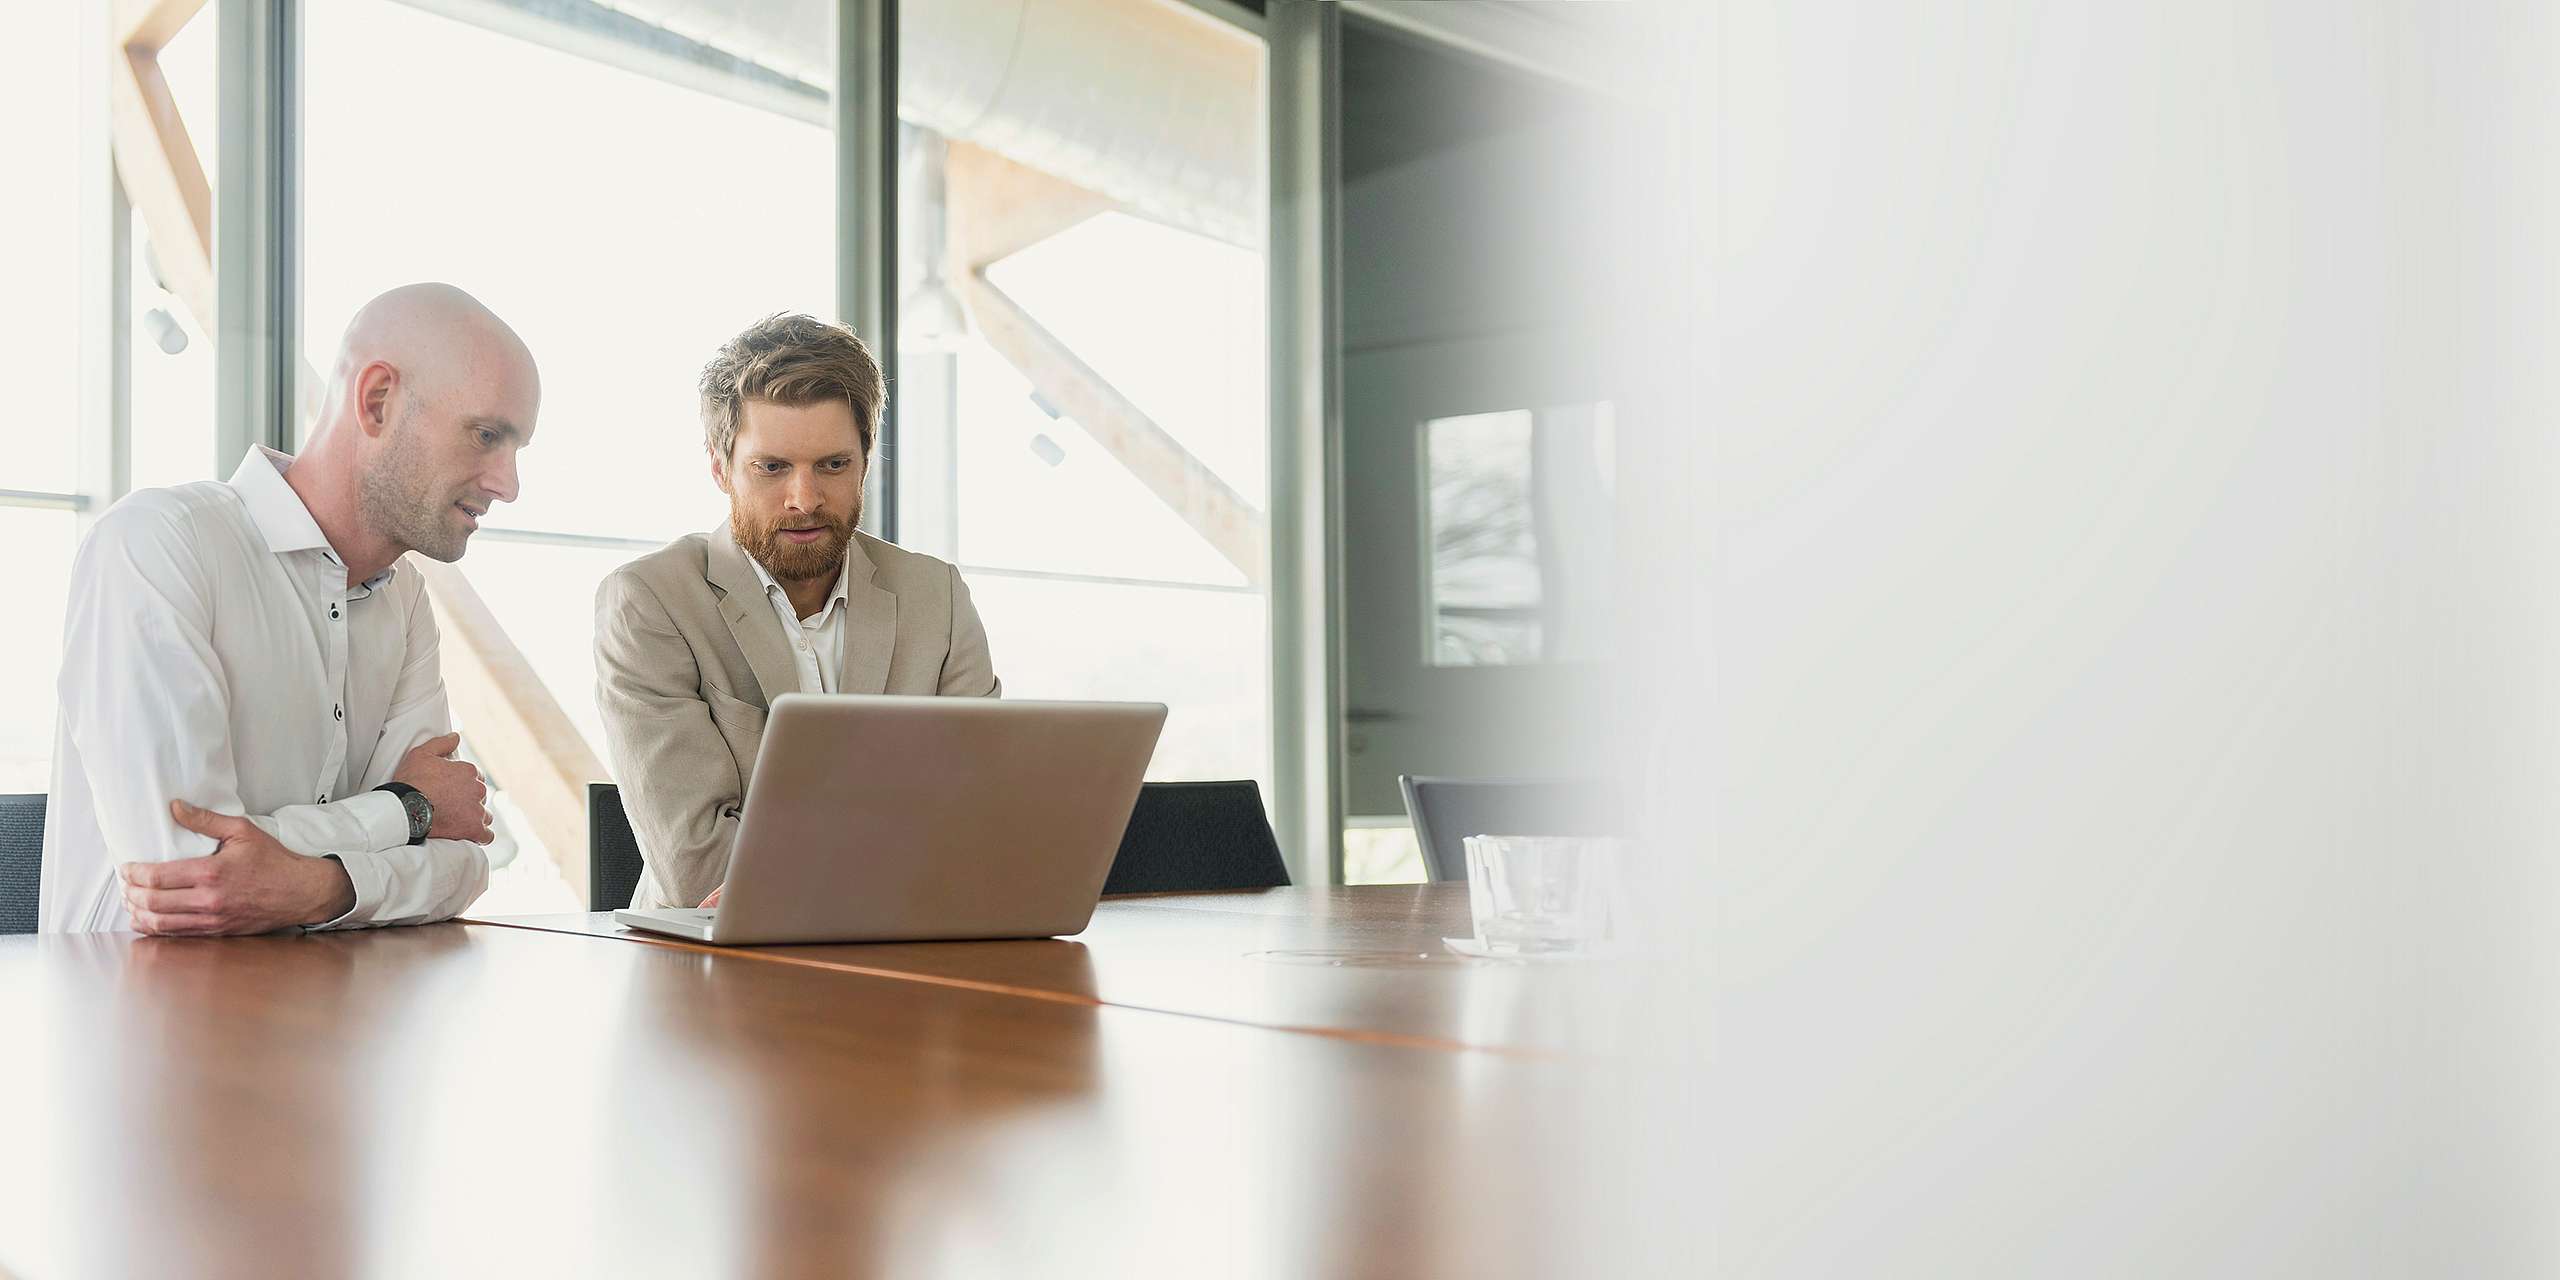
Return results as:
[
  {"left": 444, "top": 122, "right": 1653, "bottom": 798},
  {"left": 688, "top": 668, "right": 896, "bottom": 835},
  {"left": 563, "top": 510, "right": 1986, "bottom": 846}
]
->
[{"left": 1334, "top": 13, "right": 1619, "bottom": 883}]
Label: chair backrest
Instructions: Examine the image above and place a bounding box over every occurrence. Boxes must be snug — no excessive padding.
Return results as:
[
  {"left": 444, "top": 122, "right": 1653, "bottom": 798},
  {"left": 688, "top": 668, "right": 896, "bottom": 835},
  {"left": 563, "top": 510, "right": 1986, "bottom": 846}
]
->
[
  {"left": 0, "top": 794, "right": 44, "bottom": 935},
  {"left": 1102, "top": 780, "right": 1292, "bottom": 896},
  {"left": 588, "top": 782, "right": 646, "bottom": 913},
  {"left": 1399, "top": 776, "right": 1616, "bottom": 883}
]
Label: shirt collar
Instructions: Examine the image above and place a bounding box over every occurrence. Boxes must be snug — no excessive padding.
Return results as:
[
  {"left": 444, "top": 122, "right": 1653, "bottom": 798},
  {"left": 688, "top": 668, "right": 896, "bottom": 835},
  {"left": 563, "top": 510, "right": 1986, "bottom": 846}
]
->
[
  {"left": 747, "top": 548, "right": 853, "bottom": 625},
  {"left": 226, "top": 446, "right": 397, "bottom": 591}
]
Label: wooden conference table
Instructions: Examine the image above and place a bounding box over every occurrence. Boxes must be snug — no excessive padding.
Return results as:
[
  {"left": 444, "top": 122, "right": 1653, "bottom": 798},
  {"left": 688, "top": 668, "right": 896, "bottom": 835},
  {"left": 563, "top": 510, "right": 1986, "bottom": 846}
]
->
[{"left": 0, "top": 885, "right": 1632, "bottom": 1279}]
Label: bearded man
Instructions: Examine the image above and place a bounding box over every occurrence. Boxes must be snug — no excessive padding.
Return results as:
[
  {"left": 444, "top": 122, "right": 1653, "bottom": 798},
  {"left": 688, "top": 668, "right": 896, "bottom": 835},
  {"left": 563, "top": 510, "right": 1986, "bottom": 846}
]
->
[
  {"left": 43, "top": 282, "right": 537, "bottom": 933},
  {"left": 591, "top": 313, "right": 1000, "bottom": 912}
]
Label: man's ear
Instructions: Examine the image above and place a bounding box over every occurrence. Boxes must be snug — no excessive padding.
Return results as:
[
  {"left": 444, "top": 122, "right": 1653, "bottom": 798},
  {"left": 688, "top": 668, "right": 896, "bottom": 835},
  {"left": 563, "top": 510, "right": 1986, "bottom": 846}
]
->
[
  {"left": 356, "top": 361, "right": 399, "bottom": 436},
  {"left": 708, "top": 446, "right": 732, "bottom": 496}
]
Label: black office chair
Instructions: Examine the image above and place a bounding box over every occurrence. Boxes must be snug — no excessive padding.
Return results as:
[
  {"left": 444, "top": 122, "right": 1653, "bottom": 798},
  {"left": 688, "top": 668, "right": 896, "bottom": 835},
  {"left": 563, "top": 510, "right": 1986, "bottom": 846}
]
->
[
  {"left": 1399, "top": 776, "right": 1617, "bottom": 883},
  {"left": 1101, "top": 780, "right": 1292, "bottom": 896},
  {"left": 588, "top": 782, "right": 646, "bottom": 913},
  {"left": 0, "top": 793, "right": 44, "bottom": 935}
]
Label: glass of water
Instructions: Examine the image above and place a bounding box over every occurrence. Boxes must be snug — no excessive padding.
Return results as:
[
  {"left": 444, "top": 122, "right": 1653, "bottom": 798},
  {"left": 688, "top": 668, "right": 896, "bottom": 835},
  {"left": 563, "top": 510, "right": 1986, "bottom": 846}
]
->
[{"left": 1461, "top": 834, "right": 1623, "bottom": 957}]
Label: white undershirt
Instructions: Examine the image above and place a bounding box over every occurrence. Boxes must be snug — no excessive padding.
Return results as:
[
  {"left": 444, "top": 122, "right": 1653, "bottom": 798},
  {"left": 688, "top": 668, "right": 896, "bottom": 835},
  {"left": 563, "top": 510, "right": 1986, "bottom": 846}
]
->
[{"left": 747, "top": 552, "right": 853, "bottom": 693}]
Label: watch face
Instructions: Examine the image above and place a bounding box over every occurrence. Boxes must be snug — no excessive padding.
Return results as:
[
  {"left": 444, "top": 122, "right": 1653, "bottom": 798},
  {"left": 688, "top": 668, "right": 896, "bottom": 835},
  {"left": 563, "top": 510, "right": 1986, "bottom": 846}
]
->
[{"left": 403, "top": 790, "right": 433, "bottom": 839}]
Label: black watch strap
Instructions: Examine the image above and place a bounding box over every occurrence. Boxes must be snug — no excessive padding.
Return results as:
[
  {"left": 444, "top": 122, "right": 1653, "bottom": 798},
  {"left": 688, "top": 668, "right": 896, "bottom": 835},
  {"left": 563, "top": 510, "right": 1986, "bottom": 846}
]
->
[{"left": 373, "top": 781, "right": 432, "bottom": 846}]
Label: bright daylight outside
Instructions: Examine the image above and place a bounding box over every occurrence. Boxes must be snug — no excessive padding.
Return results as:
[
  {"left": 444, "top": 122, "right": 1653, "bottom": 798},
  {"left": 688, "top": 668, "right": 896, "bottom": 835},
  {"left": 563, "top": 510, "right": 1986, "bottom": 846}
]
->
[
  {"left": 6, "top": 0, "right": 1274, "bottom": 913},
  {"left": 302, "top": 5, "right": 1280, "bottom": 916}
]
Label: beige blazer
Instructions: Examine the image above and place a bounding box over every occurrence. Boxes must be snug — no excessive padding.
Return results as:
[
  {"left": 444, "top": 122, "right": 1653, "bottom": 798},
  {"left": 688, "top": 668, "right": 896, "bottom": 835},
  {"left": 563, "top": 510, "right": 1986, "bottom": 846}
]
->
[{"left": 592, "top": 523, "right": 1000, "bottom": 909}]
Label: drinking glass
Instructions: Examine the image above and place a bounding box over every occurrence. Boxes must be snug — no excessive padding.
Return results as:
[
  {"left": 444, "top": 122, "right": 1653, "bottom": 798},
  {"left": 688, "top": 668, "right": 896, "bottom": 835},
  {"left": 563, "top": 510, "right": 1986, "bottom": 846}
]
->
[{"left": 1461, "top": 834, "right": 1622, "bottom": 957}]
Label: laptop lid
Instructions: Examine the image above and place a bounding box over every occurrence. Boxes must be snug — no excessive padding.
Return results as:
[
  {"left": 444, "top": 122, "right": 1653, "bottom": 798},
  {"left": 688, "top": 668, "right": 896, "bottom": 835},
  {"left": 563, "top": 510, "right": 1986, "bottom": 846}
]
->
[{"left": 707, "top": 694, "right": 1166, "bottom": 945}]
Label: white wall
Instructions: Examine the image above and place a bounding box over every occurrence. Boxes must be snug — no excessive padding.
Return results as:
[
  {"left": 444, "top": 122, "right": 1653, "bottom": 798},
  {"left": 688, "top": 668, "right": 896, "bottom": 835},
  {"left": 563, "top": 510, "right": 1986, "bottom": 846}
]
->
[{"left": 1602, "top": 3, "right": 2560, "bottom": 1274}]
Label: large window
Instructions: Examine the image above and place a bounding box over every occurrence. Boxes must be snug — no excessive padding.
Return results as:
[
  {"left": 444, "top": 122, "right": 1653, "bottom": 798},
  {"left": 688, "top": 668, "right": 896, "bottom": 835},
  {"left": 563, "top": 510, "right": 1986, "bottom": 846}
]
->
[
  {"left": 0, "top": 0, "right": 234, "bottom": 790},
  {"left": 125, "top": 2, "right": 222, "bottom": 493},
  {"left": 3, "top": 0, "right": 1340, "bottom": 904},
  {"left": 301, "top": 1, "right": 835, "bottom": 547},
  {"left": 0, "top": 513, "right": 79, "bottom": 793},
  {"left": 5, "top": 0, "right": 84, "bottom": 502},
  {"left": 0, "top": 2, "right": 87, "bottom": 790},
  {"left": 897, "top": 0, "right": 1273, "bottom": 794},
  {"left": 300, "top": 0, "right": 836, "bottom": 909}
]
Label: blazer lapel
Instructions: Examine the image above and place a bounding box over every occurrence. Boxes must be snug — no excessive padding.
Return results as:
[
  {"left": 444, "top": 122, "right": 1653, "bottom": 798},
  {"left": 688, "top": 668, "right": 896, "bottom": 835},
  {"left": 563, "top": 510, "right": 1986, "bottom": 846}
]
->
[
  {"left": 838, "top": 534, "right": 898, "bottom": 695},
  {"left": 705, "top": 524, "right": 802, "bottom": 705}
]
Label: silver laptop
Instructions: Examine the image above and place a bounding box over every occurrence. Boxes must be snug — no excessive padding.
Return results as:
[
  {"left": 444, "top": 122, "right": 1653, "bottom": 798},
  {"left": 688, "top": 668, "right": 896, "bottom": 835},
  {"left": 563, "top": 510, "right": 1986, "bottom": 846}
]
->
[{"left": 614, "top": 693, "right": 1166, "bottom": 945}]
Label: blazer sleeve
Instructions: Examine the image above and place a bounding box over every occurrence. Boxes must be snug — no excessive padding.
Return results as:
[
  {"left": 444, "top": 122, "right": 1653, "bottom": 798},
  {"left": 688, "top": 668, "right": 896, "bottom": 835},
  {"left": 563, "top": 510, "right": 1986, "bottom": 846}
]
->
[
  {"left": 592, "top": 569, "right": 743, "bottom": 909},
  {"left": 939, "top": 563, "right": 1001, "bottom": 698}
]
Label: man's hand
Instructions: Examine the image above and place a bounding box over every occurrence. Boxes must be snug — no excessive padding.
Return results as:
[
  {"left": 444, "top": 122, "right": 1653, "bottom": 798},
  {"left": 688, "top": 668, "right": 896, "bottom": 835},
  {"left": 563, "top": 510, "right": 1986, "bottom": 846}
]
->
[
  {"left": 120, "top": 800, "right": 360, "bottom": 935},
  {"left": 392, "top": 731, "right": 493, "bottom": 844},
  {"left": 700, "top": 884, "right": 724, "bottom": 908}
]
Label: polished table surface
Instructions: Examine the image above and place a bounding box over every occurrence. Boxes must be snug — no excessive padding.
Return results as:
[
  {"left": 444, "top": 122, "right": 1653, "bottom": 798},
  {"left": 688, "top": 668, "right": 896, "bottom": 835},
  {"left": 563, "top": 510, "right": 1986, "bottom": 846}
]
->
[
  {"left": 0, "top": 887, "right": 1623, "bottom": 1279},
  {"left": 477, "top": 884, "right": 1618, "bottom": 1056}
]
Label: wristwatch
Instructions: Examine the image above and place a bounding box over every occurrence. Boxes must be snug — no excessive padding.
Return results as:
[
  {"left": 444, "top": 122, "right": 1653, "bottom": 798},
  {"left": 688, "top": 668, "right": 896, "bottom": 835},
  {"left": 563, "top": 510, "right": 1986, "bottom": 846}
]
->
[{"left": 373, "top": 781, "right": 433, "bottom": 846}]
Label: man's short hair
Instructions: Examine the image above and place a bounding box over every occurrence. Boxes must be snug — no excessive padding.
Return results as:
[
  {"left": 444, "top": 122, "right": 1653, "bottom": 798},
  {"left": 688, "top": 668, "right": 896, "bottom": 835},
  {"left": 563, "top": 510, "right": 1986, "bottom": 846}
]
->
[{"left": 699, "top": 313, "right": 886, "bottom": 461}]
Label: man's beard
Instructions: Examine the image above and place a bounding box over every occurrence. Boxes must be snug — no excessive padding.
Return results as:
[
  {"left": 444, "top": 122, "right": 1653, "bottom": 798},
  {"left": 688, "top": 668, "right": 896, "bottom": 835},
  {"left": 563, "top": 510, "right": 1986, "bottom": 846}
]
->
[
  {"left": 733, "top": 499, "right": 857, "bottom": 585},
  {"left": 358, "top": 410, "right": 471, "bottom": 563}
]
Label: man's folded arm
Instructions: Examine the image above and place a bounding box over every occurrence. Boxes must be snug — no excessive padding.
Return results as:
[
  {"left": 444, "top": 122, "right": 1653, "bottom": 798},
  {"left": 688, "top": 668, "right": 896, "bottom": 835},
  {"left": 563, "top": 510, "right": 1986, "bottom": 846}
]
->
[
  {"left": 593, "top": 570, "right": 743, "bottom": 909},
  {"left": 246, "top": 793, "right": 412, "bottom": 859}
]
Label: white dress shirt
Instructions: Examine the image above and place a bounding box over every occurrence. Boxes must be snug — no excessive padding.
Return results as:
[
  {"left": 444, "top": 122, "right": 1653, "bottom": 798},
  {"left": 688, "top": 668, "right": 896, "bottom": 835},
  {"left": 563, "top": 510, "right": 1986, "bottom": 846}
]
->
[
  {"left": 747, "top": 552, "right": 853, "bottom": 693},
  {"left": 40, "top": 447, "right": 489, "bottom": 933}
]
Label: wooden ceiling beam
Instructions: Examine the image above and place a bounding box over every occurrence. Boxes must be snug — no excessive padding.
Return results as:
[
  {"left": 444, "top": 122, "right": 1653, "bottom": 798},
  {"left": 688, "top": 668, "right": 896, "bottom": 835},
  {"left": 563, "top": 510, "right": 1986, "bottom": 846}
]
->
[
  {"left": 944, "top": 140, "right": 1118, "bottom": 273},
  {"left": 117, "top": 0, "right": 210, "bottom": 56},
  {"left": 963, "top": 272, "right": 1269, "bottom": 586},
  {"left": 942, "top": 137, "right": 1270, "bottom": 586},
  {"left": 108, "top": 29, "right": 216, "bottom": 331}
]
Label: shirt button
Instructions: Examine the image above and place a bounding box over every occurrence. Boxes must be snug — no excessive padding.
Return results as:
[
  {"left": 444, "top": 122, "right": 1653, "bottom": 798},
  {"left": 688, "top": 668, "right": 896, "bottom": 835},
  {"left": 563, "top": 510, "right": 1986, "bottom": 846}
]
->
[
  {"left": 318, "top": 794, "right": 328, "bottom": 804},
  {"left": 329, "top": 604, "right": 340, "bottom": 620},
  {"left": 333, "top": 704, "right": 343, "bottom": 721}
]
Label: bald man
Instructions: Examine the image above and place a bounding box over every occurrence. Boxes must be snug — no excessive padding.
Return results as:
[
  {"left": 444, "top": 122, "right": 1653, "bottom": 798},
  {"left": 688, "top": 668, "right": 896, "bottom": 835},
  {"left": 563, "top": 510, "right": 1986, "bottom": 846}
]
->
[{"left": 40, "top": 283, "right": 541, "bottom": 934}]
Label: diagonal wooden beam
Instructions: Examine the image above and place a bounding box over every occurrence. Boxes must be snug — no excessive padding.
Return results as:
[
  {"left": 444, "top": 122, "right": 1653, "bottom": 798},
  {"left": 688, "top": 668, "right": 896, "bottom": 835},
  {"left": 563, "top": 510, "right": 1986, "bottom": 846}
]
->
[
  {"left": 119, "top": 0, "right": 210, "bottom": 54},
  {"left": 410, "top": 556, "right": 606, "bottom": 904},
  {"left": 963, "top": 271, "right": 1269, "bottom": 585},
  {"left": 109, "top": 0, "right": 215, "bottom": 333},
  {"left": 942, "top": 140, "right": 1270, "bottom": 585},
  {"left": 944, "top": 141, "right": 1118, "bottom": 273}
]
